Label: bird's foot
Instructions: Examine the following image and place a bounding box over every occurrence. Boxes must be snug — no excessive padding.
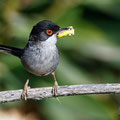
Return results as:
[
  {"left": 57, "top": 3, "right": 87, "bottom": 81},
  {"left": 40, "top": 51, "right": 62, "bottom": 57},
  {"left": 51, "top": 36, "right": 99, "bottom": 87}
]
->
[
  {"left": 21, "top": 75, "right": 31, "bottom": 100},
  {"left": 52, "top": 81, "right": 58, "bottom": 97},
  {"left": 21, "top": 86, "right": 30, "bottom": 100}
]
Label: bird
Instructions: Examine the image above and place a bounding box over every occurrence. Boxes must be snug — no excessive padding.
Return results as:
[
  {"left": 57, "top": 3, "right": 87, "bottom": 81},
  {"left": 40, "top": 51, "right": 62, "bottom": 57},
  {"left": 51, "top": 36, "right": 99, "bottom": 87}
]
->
[{"left": 0, "top": 20, "right": 74, "bottom": 100}]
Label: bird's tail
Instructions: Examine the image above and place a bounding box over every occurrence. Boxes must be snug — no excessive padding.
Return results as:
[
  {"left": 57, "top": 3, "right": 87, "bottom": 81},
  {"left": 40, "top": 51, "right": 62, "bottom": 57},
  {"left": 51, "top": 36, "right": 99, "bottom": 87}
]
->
[{"left": 0, "top": 45, "right": 23, "bottom": 58}]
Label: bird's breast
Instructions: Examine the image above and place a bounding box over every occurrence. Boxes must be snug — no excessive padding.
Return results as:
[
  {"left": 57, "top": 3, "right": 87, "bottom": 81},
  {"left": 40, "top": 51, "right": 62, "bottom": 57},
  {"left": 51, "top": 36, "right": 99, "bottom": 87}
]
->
[{"left": 21, "top": 45, "right": 59, "bottom": 76}]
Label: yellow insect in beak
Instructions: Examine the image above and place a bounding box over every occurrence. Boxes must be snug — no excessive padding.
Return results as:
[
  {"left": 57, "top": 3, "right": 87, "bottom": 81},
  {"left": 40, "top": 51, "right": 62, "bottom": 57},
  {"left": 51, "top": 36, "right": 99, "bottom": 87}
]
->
[{"left": 57, "top": 26, "right": 74, "bottom": 38}]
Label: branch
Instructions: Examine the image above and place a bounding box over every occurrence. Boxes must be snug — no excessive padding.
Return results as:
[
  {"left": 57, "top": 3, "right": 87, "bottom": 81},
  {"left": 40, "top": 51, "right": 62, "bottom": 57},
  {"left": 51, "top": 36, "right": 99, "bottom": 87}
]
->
[{"left": 1, "top": 83, "right": 120, "bottom": 104}]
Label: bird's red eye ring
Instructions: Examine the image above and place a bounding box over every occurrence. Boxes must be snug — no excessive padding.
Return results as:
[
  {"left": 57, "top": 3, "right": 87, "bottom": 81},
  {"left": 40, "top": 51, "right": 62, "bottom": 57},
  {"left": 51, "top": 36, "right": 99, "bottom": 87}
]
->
[{"left": 46, "top": 30, "right": 53, "bottom": 35}]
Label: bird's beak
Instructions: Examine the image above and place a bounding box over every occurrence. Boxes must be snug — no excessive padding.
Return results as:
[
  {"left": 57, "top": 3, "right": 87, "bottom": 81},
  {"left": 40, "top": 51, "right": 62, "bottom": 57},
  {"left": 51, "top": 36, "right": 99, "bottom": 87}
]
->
[{"left": 57, "top": 26, "right": 74, "bottom": 38}]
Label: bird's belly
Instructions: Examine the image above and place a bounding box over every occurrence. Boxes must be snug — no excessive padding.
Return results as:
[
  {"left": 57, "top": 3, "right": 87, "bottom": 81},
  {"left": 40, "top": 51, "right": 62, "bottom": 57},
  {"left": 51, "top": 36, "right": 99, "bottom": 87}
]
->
[{"left": 21, "top": 49, "right": 59, "bottom": 76}]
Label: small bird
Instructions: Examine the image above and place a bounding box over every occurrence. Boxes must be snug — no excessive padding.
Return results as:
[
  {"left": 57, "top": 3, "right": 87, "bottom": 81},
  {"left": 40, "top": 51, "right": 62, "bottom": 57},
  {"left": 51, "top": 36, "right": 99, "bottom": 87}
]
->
[{"left": 0, "top": 20, "right": 74, "bottom": 100}]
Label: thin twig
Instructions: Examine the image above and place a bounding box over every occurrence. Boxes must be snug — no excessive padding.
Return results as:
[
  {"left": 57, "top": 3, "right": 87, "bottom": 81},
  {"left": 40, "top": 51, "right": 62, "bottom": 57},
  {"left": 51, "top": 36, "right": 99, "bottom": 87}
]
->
[{"left": 0, "top": 83, "right": 120, "bottom": 104}]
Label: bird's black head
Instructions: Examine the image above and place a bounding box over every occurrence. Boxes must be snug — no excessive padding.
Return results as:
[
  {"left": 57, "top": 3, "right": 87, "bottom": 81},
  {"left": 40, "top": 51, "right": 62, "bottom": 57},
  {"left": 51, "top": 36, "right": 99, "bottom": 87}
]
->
[{"left": 29, "top": 20, "right": 60, "bottom": 42}]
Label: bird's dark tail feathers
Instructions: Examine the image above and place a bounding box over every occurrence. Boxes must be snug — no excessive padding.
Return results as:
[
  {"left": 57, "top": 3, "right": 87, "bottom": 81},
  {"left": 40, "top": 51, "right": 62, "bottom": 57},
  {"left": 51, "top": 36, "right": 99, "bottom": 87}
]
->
[{"left": 0, "top": 45, "right": 23, "bottom": 58}]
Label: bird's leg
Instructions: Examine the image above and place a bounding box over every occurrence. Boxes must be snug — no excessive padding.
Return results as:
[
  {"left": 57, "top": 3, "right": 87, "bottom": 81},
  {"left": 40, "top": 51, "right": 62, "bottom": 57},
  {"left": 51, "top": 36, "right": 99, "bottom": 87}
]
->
[
  {"left": 52, "top": 72, "right": 58, "bottom": 96},
  {"left": 21, "top": 74, "right": 31, "bottom": 100}
]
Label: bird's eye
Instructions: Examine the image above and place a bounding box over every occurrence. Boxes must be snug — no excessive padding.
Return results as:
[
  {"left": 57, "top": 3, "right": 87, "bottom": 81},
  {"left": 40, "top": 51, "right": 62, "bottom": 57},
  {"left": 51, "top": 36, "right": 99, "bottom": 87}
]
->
[{"left": 46, "top": 30, "right": 53, "bottom": 35}]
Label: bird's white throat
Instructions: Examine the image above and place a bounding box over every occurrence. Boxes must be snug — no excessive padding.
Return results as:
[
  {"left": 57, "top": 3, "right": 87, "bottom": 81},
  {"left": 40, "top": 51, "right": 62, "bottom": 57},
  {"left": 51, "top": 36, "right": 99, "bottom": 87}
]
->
[{"left": 41, "top": 34, "right": 57, "bottom": 48}]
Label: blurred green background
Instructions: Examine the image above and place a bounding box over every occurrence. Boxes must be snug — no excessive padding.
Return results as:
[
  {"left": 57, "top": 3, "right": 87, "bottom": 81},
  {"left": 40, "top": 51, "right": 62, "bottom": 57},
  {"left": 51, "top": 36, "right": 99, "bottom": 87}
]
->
[{"left": 0, "top": 0, "right": 120, "bottom": 120}]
